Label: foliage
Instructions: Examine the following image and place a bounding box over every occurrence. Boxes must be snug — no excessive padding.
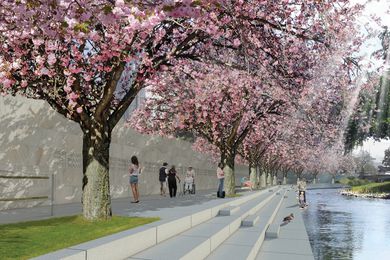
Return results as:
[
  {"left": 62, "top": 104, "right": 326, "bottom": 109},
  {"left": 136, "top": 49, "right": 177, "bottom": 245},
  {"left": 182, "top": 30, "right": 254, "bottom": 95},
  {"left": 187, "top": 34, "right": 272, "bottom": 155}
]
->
[
  {"left": 344, "top": 70, "right": 390, "bottom": 152},
  {"left": 353, "top": 150, "right": 378, "bottom": 176},
  {"left": 351, "top": 181, "right": 390, "bottom": 193},
  {"left": 339, "top": 176, "right": 370, "bottom": 186},
  {"left": 382, "top": 147, "right": 390, "bottom": 166},
  {"left": 0, "top": 215, "right": 158, "bottom": 260}
]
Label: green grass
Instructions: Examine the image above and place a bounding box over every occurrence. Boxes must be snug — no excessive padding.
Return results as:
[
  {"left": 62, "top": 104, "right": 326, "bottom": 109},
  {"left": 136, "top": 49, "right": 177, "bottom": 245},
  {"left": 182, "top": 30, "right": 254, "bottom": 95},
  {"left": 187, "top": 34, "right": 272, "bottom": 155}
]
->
[
  {"left": 338, "top": 177, "right": 371, "bottom": 186},
  {"left": 226, "top": 193, "right": 243, "bottom": 198},
  {"left": 351, "top": 182, "right": 390, "bottom": 194},
  {"left": 0, "top": 215, "right": 159, "bottom": 260}
]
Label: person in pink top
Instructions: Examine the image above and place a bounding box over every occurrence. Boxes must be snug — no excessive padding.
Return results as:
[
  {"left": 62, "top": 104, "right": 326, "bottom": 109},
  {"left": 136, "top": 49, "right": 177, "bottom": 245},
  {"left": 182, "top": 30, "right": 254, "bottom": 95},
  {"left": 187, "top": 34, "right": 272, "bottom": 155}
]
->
[
  {"left": 129, "top": 155, "right": 141, "bottom": 203},
  {"left": 217, "top": 163, "right": 225, "bottom": 198}
]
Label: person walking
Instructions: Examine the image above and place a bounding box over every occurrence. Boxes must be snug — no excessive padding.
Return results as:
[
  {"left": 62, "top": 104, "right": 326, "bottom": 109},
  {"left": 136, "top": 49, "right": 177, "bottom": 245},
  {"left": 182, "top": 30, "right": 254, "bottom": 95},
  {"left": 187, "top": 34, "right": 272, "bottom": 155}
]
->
[
  {"left": 297, "top": 178, "right": 307, "bottom": 208},
  {"left": 129, "top": 155, "right": 141, "bottom": 203},
  {"left": 217, "top": 163, "right": 225, "bottom": 198},
  {"left": 168, "top": 165, "right": 180, "bottom": 198},
  {"left": 159, "top": 162, "right": 168, "bottom": 196}
]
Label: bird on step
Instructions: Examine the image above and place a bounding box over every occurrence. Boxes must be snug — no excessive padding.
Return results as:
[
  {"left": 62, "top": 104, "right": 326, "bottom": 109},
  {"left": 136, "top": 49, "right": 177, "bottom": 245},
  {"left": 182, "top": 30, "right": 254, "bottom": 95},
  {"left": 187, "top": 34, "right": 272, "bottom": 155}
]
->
[{"left": 282, "top": 213, "right": 294, "bottom": 223}]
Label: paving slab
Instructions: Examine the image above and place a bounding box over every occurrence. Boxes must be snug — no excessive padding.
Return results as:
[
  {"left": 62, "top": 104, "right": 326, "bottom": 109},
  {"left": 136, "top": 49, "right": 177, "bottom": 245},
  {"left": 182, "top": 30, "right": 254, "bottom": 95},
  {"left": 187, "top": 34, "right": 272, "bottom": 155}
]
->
[
  {"left": 256, "top": 251, "right": 314, "bottom": 260},
  {"left": 255, "top": 190, "right": 314, "bottom": 260}
]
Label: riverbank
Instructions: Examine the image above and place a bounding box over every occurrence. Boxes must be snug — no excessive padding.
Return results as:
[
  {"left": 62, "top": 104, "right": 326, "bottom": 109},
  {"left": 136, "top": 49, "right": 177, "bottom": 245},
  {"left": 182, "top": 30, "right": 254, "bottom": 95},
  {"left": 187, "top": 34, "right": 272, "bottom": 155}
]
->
[
  {"left": 340, "top": 181, "right": 390, "bottom": 199},
  {"left": 340, "top": 190, "right": 390, "bottom": 199}
]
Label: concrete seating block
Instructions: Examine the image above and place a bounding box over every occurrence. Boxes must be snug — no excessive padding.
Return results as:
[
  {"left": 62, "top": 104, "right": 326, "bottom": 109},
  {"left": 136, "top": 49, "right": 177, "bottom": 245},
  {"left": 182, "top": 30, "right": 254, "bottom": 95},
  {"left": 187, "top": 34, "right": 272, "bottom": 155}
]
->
[
  {"left": 268, "top": 189, "right": 273, "bottom": 192},
  {"left": 266, "top": 223, "right": 281, "bottom": 238},
  {"left": 241, "top": 215, "right": 260, "bottom": 227},
  {"left": 219, "top": 206, "right": 240, "bottom": 216},
  {"left": 284, "top": 195, "right": 288, "bottom": 198}
]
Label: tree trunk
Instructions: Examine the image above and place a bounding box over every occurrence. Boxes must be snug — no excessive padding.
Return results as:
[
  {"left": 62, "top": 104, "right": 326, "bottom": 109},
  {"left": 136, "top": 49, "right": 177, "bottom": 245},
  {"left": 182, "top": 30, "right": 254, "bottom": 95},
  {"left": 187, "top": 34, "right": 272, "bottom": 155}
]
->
[
  {"left": 313, "top": 177, "right": 317, "bottom": 184},
  {"left": 82, "top": 126, "right": 112, "bottom": 220},
  {"left": 260, "top": 170, "right": 266, "bottom": 188},
  {"left": 223, "top": 152, "right": 236, "bottom": 196},
  {"left": 249, "top": 162, "right": 257, "bottom": 190},
  {"left": 296, "top": 177, "right": 300, "bottom": 185},
  {"left": 331, "top": 177, "right": 335, "bottom": 184},
  {"left": 283, "top": 176, "right": 287, "bottom": 185},
  {"left": 272, "top": 175, "right": 277, "bottom": 185},
  {"left": 266, "top": 173, "right": 272, "bottom": 186}
]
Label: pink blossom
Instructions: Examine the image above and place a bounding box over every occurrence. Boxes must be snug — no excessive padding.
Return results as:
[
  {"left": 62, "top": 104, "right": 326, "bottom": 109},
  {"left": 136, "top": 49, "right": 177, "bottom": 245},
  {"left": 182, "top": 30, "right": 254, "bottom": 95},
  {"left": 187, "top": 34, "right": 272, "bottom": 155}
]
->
[{"left": 47, "top": 53, "right": 56, "bottom": 66}]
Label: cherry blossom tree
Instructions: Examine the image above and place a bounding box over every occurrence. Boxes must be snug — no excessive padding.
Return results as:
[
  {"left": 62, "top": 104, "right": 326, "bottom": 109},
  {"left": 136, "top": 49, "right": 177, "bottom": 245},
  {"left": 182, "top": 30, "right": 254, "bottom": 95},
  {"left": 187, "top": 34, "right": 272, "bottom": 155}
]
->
[
  {"left": 132, "top": 63, "right": 286, "bottom": 195},
  {"left": 0, "top": 0, "right": 369, "bottom": 217},
  {"left": 0, "top": 0, "right": 232, "bottom": 220}
]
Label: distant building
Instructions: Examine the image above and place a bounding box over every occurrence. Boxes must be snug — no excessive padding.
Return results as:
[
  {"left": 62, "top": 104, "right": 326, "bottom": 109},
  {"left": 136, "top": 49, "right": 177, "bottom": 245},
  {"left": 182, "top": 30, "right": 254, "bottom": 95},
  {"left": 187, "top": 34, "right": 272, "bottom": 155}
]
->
[{"left": 377, "top": 165, "right": 390, "bottom": 175}]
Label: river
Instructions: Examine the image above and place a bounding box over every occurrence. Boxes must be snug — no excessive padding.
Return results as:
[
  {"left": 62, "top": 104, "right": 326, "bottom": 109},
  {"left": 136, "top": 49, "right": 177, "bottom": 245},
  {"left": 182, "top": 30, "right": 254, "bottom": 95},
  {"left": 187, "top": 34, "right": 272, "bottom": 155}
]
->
[{"left": 302, "top": 188, "right": 390, "bottom": 260}]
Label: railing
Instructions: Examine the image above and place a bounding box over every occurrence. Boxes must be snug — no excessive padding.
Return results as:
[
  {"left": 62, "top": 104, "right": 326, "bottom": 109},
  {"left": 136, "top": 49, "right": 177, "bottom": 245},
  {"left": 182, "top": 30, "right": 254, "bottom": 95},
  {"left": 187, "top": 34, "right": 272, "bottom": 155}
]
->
[{"left": 0, "top": 170, "right": 54, "bottom": 215}]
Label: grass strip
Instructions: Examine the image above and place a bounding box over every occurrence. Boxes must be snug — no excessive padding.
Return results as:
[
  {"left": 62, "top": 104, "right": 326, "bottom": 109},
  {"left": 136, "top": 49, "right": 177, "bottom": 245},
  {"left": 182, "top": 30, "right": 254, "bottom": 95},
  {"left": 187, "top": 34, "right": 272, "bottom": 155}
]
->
[
  {"left": 351, "top": 182, "right": 390, "bottom": 194},
  {"left": 0, "top": 215, "right": 159, "bottom": 260}
]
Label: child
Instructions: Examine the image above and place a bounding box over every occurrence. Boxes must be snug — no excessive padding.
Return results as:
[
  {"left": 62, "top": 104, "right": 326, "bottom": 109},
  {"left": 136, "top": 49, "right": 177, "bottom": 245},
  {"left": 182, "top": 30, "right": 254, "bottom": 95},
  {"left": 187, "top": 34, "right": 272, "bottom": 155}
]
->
[{"left": 299, "top": 191, "right": 306, "bottom": 208}]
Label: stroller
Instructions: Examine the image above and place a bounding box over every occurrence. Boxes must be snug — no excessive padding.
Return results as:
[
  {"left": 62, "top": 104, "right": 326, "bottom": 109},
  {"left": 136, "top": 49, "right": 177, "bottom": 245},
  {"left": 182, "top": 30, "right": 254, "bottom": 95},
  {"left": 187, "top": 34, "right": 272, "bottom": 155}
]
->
[{"left": 183, "top": 175, "right": 196, "bottom": 195}]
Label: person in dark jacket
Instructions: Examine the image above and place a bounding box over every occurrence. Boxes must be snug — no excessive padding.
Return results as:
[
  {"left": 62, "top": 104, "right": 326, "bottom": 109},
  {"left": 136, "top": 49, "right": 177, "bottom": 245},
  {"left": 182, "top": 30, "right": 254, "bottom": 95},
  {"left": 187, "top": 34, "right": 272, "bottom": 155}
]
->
[
  {"left": 159, "top": 162, "right": 168, "bottom": 196},
  {"left": 168, "top": 165, "right": 181, "bottom": 198}
]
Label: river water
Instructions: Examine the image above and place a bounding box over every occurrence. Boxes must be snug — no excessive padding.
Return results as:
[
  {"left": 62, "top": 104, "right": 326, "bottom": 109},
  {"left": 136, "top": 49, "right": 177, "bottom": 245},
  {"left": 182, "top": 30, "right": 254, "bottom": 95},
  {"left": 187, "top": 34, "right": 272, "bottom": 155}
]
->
[{"left": 302, "top": 188, "right": 390, "bottom": 260}]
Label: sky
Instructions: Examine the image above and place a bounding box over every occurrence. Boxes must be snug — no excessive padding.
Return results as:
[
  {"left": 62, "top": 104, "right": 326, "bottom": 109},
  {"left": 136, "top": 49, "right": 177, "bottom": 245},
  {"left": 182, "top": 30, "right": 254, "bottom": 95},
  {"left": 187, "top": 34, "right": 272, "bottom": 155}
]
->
[{"left": 354, "top": 138, "right": 390, "bottom": 163}]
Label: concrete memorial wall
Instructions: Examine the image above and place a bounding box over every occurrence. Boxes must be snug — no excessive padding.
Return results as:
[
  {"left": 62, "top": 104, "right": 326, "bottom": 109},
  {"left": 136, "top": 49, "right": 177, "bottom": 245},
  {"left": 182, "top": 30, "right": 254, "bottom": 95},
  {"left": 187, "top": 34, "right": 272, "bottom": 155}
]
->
[{"left": 0, "top": 95, "right": 248, "bottom": 210}]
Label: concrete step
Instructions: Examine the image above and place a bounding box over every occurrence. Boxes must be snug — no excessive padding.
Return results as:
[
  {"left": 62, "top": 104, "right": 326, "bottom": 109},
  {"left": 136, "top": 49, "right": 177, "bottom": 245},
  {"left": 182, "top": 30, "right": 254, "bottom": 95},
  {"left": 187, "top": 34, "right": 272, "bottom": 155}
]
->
[
  {"left": 241, "top": 214, "right": 259, "bottom": 227},
  {"left": 129, "top": 189, "right": 281, "bottom": 260},
  {"left": 255, "top": 190, "right": 314, "bottom": 260},
  {"left": 205, "top": 190, "right": 286, "bottom": 260},
  {"left": 265, "top": 223, "right": 281, "bottom": 238},
  {"left": 219, "top": 206, "right": 240, "bottom": 216},
  {"left": 34, "top": 189, "right": 272, "bottom": 260}
]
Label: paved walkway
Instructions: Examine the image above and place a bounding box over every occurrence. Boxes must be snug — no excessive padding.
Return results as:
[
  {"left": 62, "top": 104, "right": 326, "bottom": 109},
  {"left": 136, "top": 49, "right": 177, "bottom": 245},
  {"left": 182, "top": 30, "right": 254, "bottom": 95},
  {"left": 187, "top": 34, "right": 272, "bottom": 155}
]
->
[{"left": 0, "top": 189, "right": 236, "bottom": 224}]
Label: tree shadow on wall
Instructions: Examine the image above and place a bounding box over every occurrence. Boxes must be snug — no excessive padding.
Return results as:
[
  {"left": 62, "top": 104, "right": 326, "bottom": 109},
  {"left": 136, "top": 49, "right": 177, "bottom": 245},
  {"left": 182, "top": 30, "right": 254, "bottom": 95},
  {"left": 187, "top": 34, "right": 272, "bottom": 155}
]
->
[{"left": 0, "top": 95, "right": 82, "bottom": 210}]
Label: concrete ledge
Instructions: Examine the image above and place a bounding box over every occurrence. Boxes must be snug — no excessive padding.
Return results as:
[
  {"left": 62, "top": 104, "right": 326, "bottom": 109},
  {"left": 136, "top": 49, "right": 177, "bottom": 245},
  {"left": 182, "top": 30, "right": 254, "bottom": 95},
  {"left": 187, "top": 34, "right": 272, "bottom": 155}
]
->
[
  {"left": 242, "top": 215, "right": 260, "bottom": 227},
  {"left": 31, "top": 248, "right": 86, "bottom": 260},
  {"left": 157, "top": 216, "right": 191, "bottom": 243},
  {"left": 191, "top": 208, "right": 212, "bottom": 227},
  {"left": 265, "top": 223, "right": 281, "bottom": 238},
  {"left": 182, "top": 238, "right": 211, "bottom": 260},
  {"left": 219, "top": 206, "right": 240, "bottom": 216}
]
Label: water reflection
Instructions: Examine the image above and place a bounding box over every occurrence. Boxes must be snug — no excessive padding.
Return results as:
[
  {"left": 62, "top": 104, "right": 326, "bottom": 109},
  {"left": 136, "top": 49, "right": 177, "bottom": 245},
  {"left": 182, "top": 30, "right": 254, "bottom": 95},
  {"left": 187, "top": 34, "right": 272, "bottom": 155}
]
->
[{"left": 302, "top": 188, "right": 390, "bottom": 260}]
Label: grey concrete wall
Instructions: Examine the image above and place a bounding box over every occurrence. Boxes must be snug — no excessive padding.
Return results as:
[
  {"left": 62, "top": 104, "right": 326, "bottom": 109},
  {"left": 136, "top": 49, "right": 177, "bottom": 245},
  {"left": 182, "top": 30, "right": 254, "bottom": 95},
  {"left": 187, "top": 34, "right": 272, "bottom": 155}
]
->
[{"left": 0, "top": 95, "right": 248, "bottom": 210}]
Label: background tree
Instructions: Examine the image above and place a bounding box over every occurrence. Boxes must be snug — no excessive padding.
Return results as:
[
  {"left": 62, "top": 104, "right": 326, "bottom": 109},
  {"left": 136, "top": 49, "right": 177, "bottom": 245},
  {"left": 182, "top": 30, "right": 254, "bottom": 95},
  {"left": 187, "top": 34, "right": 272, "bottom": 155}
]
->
[
  {"left": 382, "top": 147, "right": 390, "bottom": 167},
  {"left": 354, "top": 150, "right": 378, "bottom": 177}
]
